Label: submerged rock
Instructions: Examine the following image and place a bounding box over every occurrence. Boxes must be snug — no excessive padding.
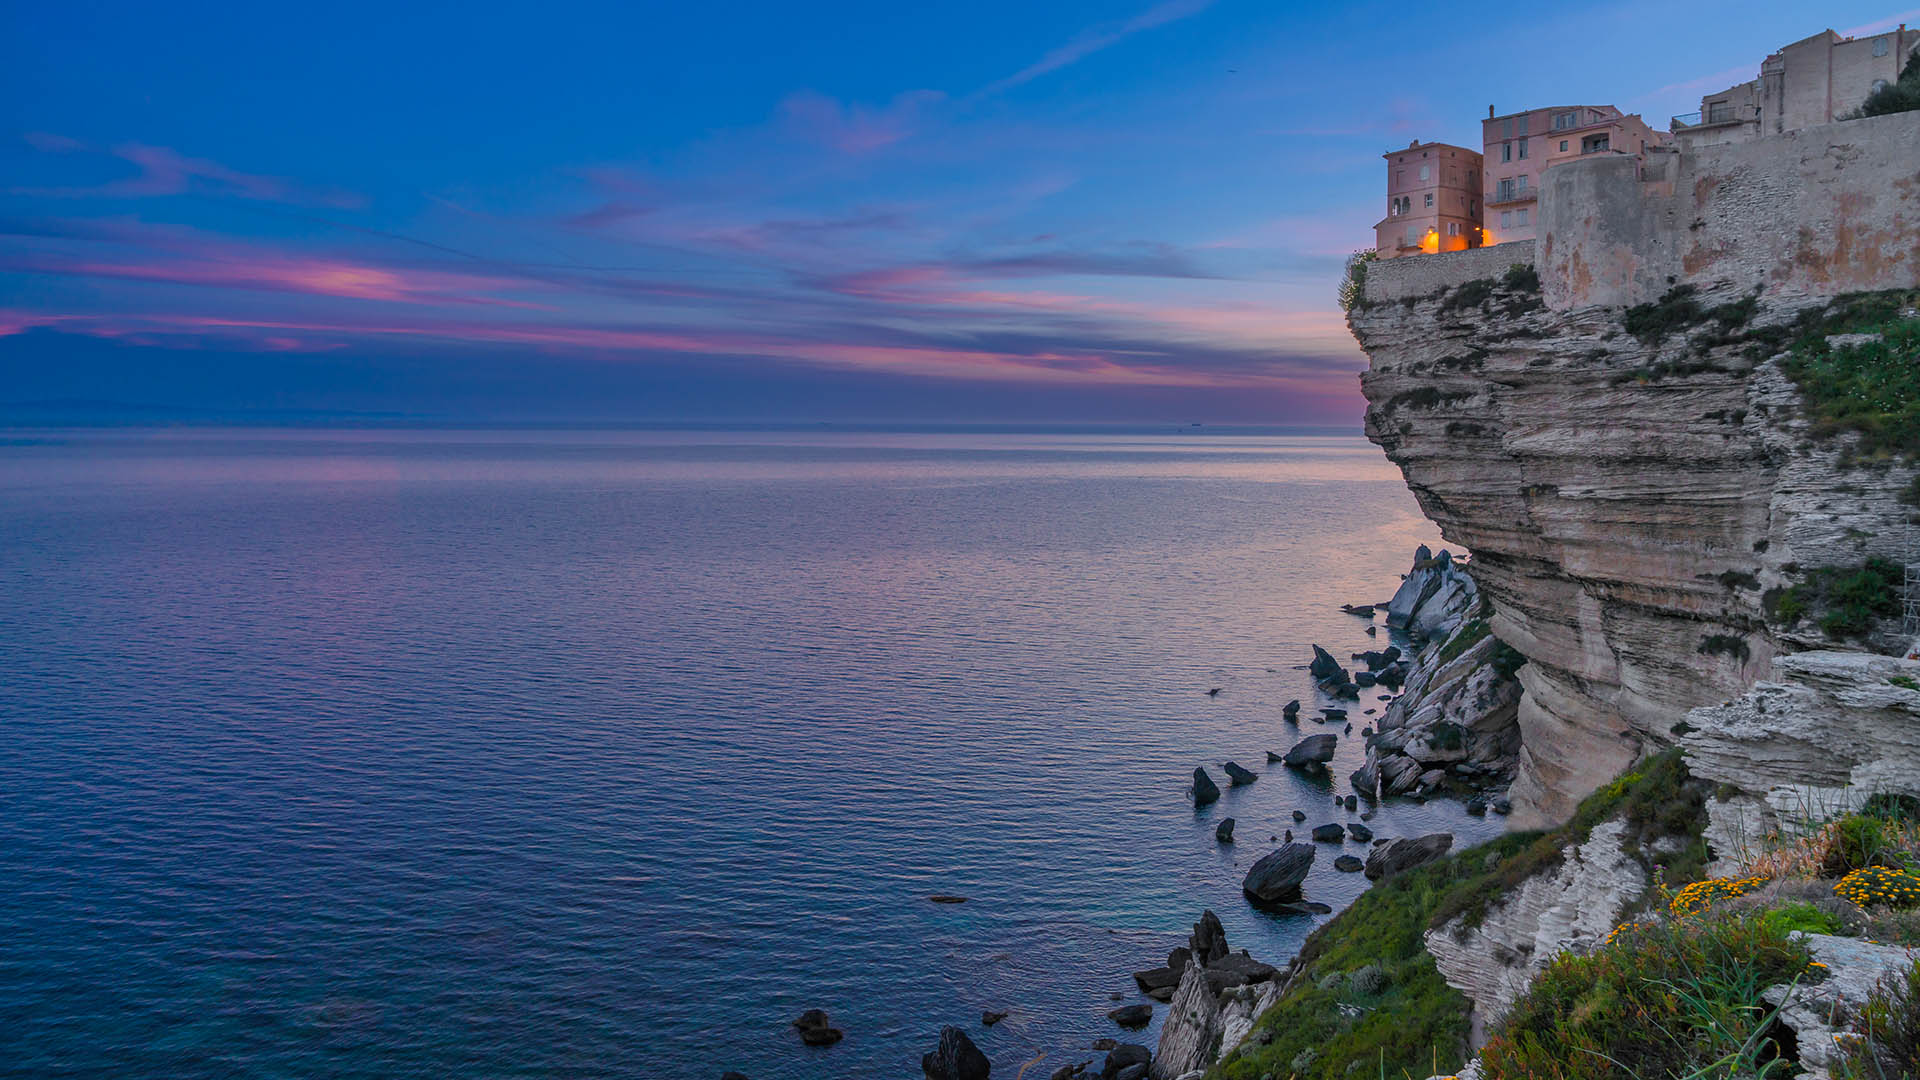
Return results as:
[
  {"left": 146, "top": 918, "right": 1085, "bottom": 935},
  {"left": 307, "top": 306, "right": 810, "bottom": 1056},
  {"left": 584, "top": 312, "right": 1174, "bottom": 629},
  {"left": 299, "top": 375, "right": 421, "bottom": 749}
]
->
[{"left": 793, "top": 1009, "right": 844, "bottom": 1046}]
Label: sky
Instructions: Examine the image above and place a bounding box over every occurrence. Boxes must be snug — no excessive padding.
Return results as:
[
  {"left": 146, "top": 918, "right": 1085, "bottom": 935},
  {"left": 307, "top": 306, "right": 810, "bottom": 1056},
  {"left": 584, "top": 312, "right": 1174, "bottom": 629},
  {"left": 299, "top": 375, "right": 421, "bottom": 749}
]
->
[{"left": 2, "top": 1, "right": 1914, "bottom": 424}]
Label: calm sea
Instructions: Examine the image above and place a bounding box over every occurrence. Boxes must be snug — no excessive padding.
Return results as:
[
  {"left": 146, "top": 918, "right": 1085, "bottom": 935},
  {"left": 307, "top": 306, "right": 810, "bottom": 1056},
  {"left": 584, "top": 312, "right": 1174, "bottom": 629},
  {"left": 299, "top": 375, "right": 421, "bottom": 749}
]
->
[{"left": 0, "top": 427, "right": 1500, "bottom": 1079}]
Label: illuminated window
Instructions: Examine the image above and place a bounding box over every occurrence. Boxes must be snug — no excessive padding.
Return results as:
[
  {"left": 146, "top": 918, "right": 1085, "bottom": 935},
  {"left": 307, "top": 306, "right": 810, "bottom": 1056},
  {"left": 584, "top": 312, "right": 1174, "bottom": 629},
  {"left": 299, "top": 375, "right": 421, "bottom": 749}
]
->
[{"left": 1447, "top": 222, "right": 1460, "bottom": 237}]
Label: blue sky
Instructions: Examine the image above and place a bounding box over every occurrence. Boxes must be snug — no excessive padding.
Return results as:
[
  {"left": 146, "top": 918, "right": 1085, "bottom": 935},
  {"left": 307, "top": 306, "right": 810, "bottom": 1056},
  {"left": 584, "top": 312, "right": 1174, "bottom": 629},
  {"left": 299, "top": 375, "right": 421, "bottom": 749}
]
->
[{"left": 2, "top": 1, "right": 1912, "bottom": 423}]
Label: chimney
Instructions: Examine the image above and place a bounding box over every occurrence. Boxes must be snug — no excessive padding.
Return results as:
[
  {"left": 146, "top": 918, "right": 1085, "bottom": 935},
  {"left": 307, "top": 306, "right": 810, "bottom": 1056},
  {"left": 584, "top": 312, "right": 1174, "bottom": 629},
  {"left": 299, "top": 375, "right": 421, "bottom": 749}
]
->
[{"left": 1488, "top": 104, "right": 1495, "bottom": 118}]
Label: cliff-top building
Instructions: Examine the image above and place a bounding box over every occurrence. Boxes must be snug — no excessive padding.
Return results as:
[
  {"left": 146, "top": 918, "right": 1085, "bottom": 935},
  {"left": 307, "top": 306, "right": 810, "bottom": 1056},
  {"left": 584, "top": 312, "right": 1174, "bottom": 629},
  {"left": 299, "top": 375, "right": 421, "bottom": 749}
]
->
[
  {"left": 1672, "top": 25, "right": 1919, "bottom": 148},
  {"left": 1480, "top": 105, "right": 1667, "bottom": 245},
  {"left": 1374, "top": 140, "right": 1483, "bottom": 259}
]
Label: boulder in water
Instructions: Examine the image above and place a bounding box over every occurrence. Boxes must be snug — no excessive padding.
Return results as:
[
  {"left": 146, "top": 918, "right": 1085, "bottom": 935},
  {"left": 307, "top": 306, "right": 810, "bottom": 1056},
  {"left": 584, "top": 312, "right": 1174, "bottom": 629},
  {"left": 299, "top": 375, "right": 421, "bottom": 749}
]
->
[
  {"left": 1214, "top": 817, "right": 1235, "bottom": 843},
  {"left": 1310, "top": 823, "right": 1344, "bottom": 842},
  {"left": 1191, "top": 768, "right": 1220, "bottom": 806},
  {"left": 793, "top": 1009, "right": 844, "bottom": 1046},
  {"left": 922, "top": 1025, "right": 990, "bottom": 1080},
  {"left": 1363, "top": 834, "right": 1454, "bottom": 881},
  {"left": 1282, "top": 734, "right": 1337, "bottom": 767},
  {"left": 1241, "top": 843, "right": 1315, "bottom": 902},
  {"left": 1222, "top": 761, "right": 1258, "bottom": 786},
  {"left": 1107, "top": 1003, "right": 1152, "bottom": 1028}
]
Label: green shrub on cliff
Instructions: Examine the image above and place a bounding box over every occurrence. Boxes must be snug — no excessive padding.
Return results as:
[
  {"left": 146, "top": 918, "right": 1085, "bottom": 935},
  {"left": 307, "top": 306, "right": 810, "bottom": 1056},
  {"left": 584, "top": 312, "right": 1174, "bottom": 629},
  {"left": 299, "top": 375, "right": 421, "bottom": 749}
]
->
[
  {"left": 1478, "top": 912, "right": 1812, "bottom": 1080},
  {"left": 1208, "top": 752, "right": 1712, "bottom": 1080},
  {"left": 1340, "top": 250, "right": 1377, "bottom": 314},
  {"left": 1764, "top": 558, "right": 1902, "bottom": 640},
  {"left": 1781, "top": 312, "right": 1920, "bottom": 459}
]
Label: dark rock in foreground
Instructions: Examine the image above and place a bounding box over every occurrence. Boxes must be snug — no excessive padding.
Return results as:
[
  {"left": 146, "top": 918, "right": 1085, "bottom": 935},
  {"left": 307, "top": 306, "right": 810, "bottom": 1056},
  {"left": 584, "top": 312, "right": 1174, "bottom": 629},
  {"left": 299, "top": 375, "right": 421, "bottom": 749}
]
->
[
  {"left": 1222, "top": 760, "right": 1258, "bottom": 786},
  {"left": 1107, "top": 1003, "right": 1152, "bottom": 1028},
  {"left": 1363, "top": 833, "right": 1454, "bottom": 881},
  {"left": 1309, "top": 823, "right": 1344, "bottom": 842},
  {"left": 1214, "top": 817, "right": 1235, "bottom": 843},
  {"left": 923, "top": 1025, "right": 990, "bottom": 1080},
  {"left": 1241, "top": 843, "right": 1315, "bottom": 901},
  {"left": 1189, "top": 909, "right": 1229, "bottom": 965},
  {"left": 1334, "top": 854, "right": 1364, "bottom": 872},
  {"left": 1346, "top": 821, "right": 1373, "bottom": 842},
  {"left": 1191, "top": 768, "right": 1220, "bottom": 806}
]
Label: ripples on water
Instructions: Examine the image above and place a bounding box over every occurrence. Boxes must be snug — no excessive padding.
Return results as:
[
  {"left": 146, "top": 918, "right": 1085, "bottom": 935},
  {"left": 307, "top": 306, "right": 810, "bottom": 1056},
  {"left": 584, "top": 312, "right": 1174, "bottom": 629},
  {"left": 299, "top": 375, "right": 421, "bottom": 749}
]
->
[{"left": 0, "top": 427, "right": 1501, "bottom": 1078}]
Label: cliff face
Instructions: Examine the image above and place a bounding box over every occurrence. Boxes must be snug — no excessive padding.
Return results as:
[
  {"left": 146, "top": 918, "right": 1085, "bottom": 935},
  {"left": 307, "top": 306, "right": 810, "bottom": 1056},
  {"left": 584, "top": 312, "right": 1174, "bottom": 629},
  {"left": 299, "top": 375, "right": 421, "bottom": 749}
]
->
[{"left": 1350, "top": 279, "right": 1914, "bottom": 825}]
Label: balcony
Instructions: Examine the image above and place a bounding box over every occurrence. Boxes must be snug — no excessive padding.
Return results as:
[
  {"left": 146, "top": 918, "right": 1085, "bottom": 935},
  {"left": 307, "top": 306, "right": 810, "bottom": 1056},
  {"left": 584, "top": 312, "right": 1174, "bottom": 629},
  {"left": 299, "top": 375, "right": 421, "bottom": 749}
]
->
[
  {"left": 1672, "top": 105, "right": 1753, "bottom": 131},
  {"left": 1486, "top": 186, "right": 1536, "bottom": 206}
]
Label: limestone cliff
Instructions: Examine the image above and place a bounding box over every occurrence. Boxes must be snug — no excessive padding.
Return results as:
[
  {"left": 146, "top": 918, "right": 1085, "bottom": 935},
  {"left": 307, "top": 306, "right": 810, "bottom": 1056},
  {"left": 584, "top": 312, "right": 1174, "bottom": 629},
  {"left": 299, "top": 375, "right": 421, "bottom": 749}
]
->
[
  {"left": 1347, "top": 112, "right": 1920, "bottom": 825},
  {"left": 1350, "top": 275, "right": 1917, "bottom": 825}
]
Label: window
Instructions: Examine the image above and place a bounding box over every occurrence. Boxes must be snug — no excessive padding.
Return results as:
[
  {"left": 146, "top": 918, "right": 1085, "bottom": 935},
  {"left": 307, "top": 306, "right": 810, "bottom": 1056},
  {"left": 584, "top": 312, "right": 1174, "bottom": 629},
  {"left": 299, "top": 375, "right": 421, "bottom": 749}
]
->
[
  {"left": 1517, "top": 114, "right": 1529, "bottom": 136},
  {"left": 1501, "top": 142, "right": 1512, "bottom": 162},
  {"left": 1560, "top": 139, "right": 1569, "bottom": 152},
  {"left": 1502, "top": 117, "right": 1513, "bottom": 138},
  {"left": 1447, "top": 222, "right": 1459, "bottom": 237},
  {"left": 1875, "top": 36, "right": 1890, "bottom": 57},
  {"left": 1500, "top": 210, "right": 1513, "bottom": 228},
  {"left": 1424, "top": 193, "right": 1433, "bottom": 208},
  {"left": 1706, "top": 101, "right": 1735, "bottom": 123},
  {"left": 1875, "top": 79, "right": 1891, "bottom": 93},
  {"left": 1395, "top": 169, "right": 1404, "bottom": 187},
  {"left": 1553, "top": 111, "right": 1578, "bottom": 130},
  {"left": 1419, "top": 165, "right": 1430, "bottom": 181},
  {"left": 1515, "top": 208, "right": 1529, "bottom": 226},
  {"left": 1582, "top": 134, "right": 1610, "bottom": 154},
  {"left": 1469, "top": 199, "right": 1476, "bottom": 215},
  {"left": 1518, "top": 139, "right": 1528, "bottom": 160}
]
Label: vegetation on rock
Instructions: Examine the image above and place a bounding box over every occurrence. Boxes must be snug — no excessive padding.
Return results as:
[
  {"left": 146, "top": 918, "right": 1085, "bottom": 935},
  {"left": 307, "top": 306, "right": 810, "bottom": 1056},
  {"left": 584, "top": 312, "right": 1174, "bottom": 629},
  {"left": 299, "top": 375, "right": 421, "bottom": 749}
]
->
[{"left": 1764, "top": 557, "right": 1902, "bottom": 640}]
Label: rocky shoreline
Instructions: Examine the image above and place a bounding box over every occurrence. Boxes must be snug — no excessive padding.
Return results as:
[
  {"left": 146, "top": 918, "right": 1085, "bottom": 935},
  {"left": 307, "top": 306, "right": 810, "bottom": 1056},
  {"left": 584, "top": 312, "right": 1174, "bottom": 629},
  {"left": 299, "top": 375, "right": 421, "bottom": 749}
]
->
[{"left": 733, "top": 545, "right": 1529, "bottom": 1080}]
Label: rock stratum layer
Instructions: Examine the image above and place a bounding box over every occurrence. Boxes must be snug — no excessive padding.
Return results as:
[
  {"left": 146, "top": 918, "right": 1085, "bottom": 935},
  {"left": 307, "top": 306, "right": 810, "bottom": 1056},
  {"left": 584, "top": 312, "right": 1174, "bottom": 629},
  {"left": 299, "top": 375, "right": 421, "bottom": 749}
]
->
[{"left": 1351, "top": 279, "right": 1917, "bottom": 825}]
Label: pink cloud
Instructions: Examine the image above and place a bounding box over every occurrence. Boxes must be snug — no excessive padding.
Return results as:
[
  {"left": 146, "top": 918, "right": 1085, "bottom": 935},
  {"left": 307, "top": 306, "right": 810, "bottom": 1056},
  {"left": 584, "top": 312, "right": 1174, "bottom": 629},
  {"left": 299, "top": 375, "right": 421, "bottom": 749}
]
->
[
  {"left": 778, "top": 90, "right": 946, "bottom": 154},
  {"left": 18, "top": 136, "right": 363, "bottom": 208},
  {"left": 14, "top": 250, "right": 543, "bottom": 308}
]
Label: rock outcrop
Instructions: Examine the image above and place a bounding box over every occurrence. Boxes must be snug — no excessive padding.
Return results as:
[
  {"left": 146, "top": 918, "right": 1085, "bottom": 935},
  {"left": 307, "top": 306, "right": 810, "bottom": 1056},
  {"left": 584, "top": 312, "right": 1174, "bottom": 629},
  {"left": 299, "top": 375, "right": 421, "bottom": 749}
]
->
[
  {"left": 1148, "top": 913, "right": 1282, "bottom": 1078},
  {"left": 1423, "top": 820, "right": 1648, "bottom": 1045},
  {"left": 1241, "top": 843, "right": 1315, "bottom": 902},
  {"left": 1356, "top": 548, "right": 1524, "bottom": 804},
  {"left": 1351, "top": 274, "right": 1920, "bottom": 825}
]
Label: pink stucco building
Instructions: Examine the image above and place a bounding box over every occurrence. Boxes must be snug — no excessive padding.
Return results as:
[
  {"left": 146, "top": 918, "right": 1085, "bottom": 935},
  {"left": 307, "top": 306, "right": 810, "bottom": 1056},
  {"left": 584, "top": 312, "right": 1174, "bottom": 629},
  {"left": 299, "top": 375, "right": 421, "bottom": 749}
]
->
[
  {"left": 1480, "top": 105, "right": 1668, "bottom": 244},
  {"left": 1374, "top": 140, "right": 1484, "bottom": 259}
]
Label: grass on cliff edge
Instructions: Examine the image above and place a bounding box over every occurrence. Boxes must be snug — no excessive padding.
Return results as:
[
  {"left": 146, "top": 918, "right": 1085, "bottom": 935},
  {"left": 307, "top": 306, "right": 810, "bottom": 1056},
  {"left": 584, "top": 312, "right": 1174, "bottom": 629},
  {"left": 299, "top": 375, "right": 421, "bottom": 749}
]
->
[
  {"left": 1769, "top": 289, "right": 1920, "bottom": 460},
  {"left": 1208, "top": 751, "right": 1709, "bottom": 1080}
]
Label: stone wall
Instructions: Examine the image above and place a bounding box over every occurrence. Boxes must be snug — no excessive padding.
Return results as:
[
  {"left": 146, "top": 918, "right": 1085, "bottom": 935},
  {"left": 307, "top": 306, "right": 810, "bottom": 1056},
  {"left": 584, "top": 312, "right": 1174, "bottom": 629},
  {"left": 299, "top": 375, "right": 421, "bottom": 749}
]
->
[
  {"left": 1540, "top": 111, "right": 1920, "bottom": 309},
  {"left": 1364, "top": 241, "right": 1535, "bottom": 303}
]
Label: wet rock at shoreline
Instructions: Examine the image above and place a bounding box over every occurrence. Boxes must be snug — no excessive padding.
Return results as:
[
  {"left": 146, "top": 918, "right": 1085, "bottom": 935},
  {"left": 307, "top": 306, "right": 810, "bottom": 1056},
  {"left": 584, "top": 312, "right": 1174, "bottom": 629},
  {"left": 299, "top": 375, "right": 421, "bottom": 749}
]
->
[
  {"left": 1108, "top": 1003, "right": 1152, "bottom": 1028},
  {"left": 1241, "top": 843, "right": 1315, "bottom": 902},
  {"left": 1191, "top": 768, "right": 1219, "bottom": 806},
  {"left": 1101, "top": 1043, "right": 1150, "bottom": 1078},
  {"left": 922, "top": 1025, "right": 990, "bottom": 1080}
]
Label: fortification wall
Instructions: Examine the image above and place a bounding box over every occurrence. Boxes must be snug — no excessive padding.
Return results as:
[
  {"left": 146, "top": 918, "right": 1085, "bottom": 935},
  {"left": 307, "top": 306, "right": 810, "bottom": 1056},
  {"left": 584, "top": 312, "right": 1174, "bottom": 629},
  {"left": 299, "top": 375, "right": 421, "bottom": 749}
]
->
[
  {"left": 1540, "top": 111, "right": 1920, "bottom": 308},
  {"left": 1363, "top": 240, "right": 1535, "bottom": 303}
]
